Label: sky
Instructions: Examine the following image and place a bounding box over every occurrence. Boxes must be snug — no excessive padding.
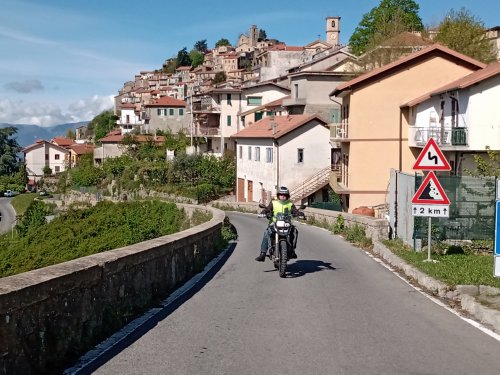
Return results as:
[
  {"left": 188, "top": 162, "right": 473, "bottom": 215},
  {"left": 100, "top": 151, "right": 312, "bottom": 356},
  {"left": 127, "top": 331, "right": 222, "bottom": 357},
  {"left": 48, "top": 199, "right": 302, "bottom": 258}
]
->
[{"left": 1, "top": 0, "right": 498, "bottom": 127}]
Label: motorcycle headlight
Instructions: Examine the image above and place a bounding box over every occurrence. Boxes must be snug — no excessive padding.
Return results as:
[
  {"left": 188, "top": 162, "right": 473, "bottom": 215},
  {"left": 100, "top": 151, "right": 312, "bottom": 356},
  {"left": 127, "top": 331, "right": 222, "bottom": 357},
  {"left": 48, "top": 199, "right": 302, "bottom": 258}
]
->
[
  {"left": 276, "top": 220, "right": 286, "bottom": 228},
  {"left": 275, "top": 220, "right": 290, "bottom": 228}
]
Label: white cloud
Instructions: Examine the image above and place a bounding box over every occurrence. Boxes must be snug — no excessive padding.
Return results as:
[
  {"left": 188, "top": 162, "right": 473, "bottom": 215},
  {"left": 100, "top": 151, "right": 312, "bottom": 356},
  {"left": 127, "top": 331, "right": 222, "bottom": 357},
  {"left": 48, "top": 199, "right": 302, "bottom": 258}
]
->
[{"left": 0, "top": 95, "right": 114, "bottom": 126}]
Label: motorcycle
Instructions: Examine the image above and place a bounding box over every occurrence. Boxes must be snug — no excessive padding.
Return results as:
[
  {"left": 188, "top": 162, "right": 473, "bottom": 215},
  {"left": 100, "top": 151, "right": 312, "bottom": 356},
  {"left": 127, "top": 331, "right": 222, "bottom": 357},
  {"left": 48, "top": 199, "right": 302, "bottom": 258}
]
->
[{"left": 258, "top": 203, "right": 306, "bottom": 278}]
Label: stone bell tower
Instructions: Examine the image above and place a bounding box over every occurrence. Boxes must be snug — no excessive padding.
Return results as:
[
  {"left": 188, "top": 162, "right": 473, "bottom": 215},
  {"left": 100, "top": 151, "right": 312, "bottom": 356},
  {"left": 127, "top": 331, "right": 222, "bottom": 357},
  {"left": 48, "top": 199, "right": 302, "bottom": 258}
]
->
[{"left": 326, "top": 16, "right": 341, "bottom": 46}]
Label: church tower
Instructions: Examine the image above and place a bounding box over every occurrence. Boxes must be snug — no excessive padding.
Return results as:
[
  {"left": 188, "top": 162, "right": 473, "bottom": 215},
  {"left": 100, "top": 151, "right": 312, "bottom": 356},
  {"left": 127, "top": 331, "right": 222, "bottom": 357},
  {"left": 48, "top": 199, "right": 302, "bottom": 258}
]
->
[{"left": 326, "top": 16, "right": 341, "bottom": 46}]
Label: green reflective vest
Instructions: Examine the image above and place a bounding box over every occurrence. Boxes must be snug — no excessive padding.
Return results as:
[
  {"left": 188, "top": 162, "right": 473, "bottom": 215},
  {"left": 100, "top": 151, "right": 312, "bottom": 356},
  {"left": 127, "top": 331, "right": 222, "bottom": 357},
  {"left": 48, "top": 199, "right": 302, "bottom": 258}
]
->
[{"left": 271, "top": 200, "right": 293, "bottom": 222}]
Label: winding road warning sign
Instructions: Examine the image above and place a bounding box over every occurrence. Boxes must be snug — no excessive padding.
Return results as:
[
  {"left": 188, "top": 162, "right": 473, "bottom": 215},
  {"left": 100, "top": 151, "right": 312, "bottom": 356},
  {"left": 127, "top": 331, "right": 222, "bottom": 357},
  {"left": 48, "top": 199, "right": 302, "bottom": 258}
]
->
[{"left": 413, "top": 137, "right": 451, "bottom": 171}]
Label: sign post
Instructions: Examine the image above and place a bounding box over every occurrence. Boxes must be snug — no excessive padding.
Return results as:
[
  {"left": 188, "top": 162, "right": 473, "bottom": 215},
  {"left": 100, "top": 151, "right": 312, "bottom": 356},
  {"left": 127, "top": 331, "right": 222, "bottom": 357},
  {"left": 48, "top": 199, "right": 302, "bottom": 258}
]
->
[
  {"left": 411, "top": 138, "right": 451, "bottom": 262},
  {"left": 495, "top": 179, "right": 500, "bottom": 277}
]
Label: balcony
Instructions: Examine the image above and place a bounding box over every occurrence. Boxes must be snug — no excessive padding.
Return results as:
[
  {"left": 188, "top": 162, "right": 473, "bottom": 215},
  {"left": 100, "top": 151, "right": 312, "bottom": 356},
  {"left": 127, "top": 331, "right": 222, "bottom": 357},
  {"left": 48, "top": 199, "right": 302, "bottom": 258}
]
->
[
  {"left": 408, "top": 126, "right": 468, "bottom": 148},
  {"left": 192, "top": 102, "right": 221, "bottom": 113},
  {"left": 329, "top": 123, "right": 349, "bottom": 141},
  {"left": 282, "top": 97, "right": 307, "bottom": 107},
  {"left": 193, "top": 126, "right": 221, "bottom": 137}
]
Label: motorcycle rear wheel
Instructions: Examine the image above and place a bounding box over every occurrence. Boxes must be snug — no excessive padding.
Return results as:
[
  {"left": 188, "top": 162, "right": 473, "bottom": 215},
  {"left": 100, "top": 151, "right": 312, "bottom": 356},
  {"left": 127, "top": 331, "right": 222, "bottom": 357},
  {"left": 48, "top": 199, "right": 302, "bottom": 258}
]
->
[{"left": 278, "top": 241, "right": 288, "bottom": 278}]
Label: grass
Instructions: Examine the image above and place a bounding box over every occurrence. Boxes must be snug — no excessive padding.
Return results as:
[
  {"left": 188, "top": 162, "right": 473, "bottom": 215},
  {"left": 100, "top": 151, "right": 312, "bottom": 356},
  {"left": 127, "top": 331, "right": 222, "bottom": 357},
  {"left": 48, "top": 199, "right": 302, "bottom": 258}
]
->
[
  {"left": 10, "top": 193, "right": 38, "bottom": 216},
  {"left": 382, "top": 239, "right": 500, "bottom": 289}
]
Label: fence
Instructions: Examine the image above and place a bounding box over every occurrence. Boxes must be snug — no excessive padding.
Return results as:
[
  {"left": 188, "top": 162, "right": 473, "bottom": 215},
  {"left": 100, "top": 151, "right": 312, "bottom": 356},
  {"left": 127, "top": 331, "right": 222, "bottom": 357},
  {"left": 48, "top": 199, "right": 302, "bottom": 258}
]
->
[{"left": 389, "top": 170, "right": 497, "bottom": 247}]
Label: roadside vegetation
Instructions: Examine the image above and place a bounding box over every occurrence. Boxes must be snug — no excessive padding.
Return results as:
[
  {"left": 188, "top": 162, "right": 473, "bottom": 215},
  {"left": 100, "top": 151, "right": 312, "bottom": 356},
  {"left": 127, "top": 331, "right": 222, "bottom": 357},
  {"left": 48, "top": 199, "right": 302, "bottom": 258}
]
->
[
  {"left": 383, "top": 239, "right": 500, "bottom": 289},
  {"left": 0, "top": 200, "right": 192, "bottom": 277}
]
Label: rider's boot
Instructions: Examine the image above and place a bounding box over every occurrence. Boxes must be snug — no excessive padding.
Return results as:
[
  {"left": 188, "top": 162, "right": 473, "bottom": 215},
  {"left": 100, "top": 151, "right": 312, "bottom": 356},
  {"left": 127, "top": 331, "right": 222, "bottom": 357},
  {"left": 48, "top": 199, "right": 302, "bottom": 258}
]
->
[
  {"left": 255, "top": 252, "right": 266, "bottom": 262},
  {"left": 290, "top": 249, "right": 298, "bottom": 259}
]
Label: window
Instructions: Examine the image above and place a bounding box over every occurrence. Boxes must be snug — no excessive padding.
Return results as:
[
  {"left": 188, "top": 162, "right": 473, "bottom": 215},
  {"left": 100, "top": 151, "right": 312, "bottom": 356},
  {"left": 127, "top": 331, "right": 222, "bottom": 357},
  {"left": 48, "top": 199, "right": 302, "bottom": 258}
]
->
[
  {"left": 55, "top": 166, "right": 60, "bottom": 173},
  {"left": 297, "top": 148, "right": 304, "bottom": 163},
  {"left": 255, "top": 147, "right": 260, "bottom": 161},
  {"left": 55, "top": 154, "right": 60, "bottom": 160},
  {"left": 45, "top": 154, "right": 49, "bottom": 161},
  {"left": 179, "top": 108, "right": 184, "bottom": 116},
  {"left": 169, "top": 108, "right": 174, "bottom": 116},
  {"left": 227, "top": 115, "right": 232, "bottom": 126},
  {"left": 247, "top": 96, "right": 262, "bottom": 106},
  {"left": 227, "top": 94, "right": 232, "bottom": 105},
  {"left": 239, "top": 145, "right": 242, "bottom": 159},
  {"left": 266, "top": 147, "right": 273, "bottom": 163},
  {"left": 294, "top": 84, "right": 299, "bottom": 99},
  {"left": 248, "top": 146, "right": 252, "bottom": 160},
  {"left": 157, "top": 109, "right": 162, "bottom": 116}
]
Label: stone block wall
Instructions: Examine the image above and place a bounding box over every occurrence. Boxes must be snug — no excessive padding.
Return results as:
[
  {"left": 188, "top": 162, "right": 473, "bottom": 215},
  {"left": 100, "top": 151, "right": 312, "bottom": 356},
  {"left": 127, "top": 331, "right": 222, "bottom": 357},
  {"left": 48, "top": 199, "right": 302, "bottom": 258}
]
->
[
  {"left": 0, "top": 205, "right": 225, "bottom": 375},
  {"left": 211, "top": 201, "right": 389, "bottom": 241}
]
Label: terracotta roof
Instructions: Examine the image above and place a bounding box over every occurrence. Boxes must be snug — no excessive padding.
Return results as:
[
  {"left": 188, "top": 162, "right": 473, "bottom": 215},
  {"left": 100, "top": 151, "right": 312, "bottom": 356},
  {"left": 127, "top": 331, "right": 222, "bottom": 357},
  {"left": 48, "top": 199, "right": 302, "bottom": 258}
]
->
[
  {"left": 176, "top": 66, "right": 191, "bottom": 71},
  {"left": 51, "top": 137, "right": 74, "bottom": 147},
  {"left": 331, "top": 44, "right": 486, "bottom": 97},
  {"left": 145, "top": 96, "right": 186, "bottom": 107},
  {"left": 99, "top": 134, "right": 124, "bottom": 143},
  {"left": 22, "top": 140, "right": 70, "bottom": 153},
  {"left": 69, "top": 143, "right": 95, "bottom": 155},
  {"left": 120, "top": 103, "right": 135, "bottom": 109},
  {"left": 401, "top": 61, "right": 500, "bottom": 107},
  {"left": 232, "top": 114, "right": 326, "bottom": 140},
  {"left": 267, "top": 44, "right": 303, "bottom": 52}
]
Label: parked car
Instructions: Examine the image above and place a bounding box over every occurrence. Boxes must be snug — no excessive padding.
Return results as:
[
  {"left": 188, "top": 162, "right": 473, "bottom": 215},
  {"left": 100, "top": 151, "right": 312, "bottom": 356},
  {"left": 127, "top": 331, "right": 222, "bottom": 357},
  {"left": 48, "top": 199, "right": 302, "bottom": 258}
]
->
[{"left": 4, "top": 190, "right": 13, "bottom": 197}]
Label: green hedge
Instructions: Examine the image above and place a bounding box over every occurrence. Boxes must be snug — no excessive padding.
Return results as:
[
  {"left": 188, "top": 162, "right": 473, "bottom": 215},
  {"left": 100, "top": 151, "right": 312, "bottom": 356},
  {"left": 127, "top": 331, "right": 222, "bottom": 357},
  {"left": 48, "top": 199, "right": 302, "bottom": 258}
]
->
[{"left": 0, "top": 200, "right": 186, "bottom": 277}]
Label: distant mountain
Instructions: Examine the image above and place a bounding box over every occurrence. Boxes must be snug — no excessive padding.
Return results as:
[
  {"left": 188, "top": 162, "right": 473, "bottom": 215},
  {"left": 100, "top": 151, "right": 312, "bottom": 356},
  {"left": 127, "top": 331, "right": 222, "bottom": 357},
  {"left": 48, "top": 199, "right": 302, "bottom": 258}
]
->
[{"left": 0, "top": 121, "right": 89, "bottom": 148}]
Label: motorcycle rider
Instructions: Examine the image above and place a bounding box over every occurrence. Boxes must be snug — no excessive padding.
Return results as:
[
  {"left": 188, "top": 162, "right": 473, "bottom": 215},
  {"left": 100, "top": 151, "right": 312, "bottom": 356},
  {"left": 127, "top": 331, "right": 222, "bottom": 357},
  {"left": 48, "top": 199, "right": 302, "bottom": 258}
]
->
[{"left": 255, "top": 186, "right": 303, "bottom": 262}]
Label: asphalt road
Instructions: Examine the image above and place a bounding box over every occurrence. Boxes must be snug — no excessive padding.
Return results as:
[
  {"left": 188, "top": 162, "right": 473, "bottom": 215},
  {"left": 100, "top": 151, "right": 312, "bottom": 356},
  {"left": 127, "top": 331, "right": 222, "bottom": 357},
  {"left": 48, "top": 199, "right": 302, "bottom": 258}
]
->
[
  {"left": 0, "top": 197, "right": 15, "bottom": 235},
  {"left": 84, "top": 211, "right": 500, "bottom": 375}
]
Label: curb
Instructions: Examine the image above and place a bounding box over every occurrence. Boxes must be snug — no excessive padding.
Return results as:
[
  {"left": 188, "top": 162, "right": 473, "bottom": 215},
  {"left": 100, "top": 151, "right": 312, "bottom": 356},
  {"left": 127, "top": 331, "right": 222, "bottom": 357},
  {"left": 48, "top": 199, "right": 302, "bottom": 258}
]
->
[{"left": 372, "top": 241, "right": 500, "bottom": 334}]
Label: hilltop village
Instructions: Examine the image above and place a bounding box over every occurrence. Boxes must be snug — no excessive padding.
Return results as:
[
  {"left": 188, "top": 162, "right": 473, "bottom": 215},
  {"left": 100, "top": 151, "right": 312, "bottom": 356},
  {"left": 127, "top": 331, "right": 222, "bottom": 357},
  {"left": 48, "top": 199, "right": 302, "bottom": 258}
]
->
[{"left": 23, "top": 17, "right": 500, "bottom": 214}]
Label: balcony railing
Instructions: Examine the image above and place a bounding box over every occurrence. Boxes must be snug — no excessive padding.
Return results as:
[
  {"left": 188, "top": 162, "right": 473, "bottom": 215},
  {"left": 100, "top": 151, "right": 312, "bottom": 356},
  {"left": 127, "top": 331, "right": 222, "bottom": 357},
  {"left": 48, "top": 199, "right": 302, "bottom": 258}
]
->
[
  {"left": 329, "top": 123, "right": 348, "bottom": 139},
  {"left": 192, "top": 102, "right": 221, "bottom": 113},
  {"left": 193, "top": 127, "right": 221, "bottom": 136},
  {"left": 409, "top": 126, "right": 468, "bottom": 147}
]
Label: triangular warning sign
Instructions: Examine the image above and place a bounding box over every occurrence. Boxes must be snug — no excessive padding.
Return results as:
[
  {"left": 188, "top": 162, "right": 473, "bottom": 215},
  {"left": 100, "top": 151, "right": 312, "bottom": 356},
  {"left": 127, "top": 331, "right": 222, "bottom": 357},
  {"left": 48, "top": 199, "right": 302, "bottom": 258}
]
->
[
  {"left": 411, "top": 171, "right": 450, "bottom": 205},
  {"left": 413, "top": 137, "right": 451, "bottom": 171}
]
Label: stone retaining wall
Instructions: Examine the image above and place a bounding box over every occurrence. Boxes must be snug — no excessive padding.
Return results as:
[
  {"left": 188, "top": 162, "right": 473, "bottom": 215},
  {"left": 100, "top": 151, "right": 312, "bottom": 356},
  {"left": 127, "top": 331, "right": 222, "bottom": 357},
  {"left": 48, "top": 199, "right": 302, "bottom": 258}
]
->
[
  {"left": 211, "top": 201, "right": 389, "bottom": 241},
  {"left": 0, "top": 204, "right": 225, "bottom": 375}
]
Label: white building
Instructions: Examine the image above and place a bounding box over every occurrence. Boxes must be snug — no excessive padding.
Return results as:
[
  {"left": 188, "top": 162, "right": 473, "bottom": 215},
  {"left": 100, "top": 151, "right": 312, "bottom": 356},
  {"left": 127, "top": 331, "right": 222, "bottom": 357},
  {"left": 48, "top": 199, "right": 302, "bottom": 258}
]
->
[
  {"left": 403, "top": 61, "right": 500, "bottom": 174},
  {"left": 232, "top": 114, "right": 331, "bottom": 204},
  {"left": 23, "top": 140, "right": 70, "bottom": 181}
]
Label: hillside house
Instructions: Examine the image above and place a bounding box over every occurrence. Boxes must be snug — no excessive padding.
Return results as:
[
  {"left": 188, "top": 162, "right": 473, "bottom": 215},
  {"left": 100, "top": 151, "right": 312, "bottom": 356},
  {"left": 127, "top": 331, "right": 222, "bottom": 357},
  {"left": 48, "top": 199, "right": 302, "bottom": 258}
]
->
[
  {"left": 330, "top": 44, "right": 486, "bottom": 213},
  {"left": 23, "top": 140, "right": 70, "bottom": 181},
  {"left": 144, "top": 96, "right": 189, "bottom": 135},
  {"left": 232, "top": 114, "right": 330, "bottom": 204},
  {"left": 402, "top": 61, "right": 500, "bottom": 174}
]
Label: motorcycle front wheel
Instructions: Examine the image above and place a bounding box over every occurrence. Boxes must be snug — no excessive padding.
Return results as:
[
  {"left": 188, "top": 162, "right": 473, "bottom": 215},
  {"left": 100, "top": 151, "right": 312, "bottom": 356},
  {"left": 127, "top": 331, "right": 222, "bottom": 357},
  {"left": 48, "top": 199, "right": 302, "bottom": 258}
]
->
[{"left": 278, "top": 240, "right": 288, "bottom": 278}]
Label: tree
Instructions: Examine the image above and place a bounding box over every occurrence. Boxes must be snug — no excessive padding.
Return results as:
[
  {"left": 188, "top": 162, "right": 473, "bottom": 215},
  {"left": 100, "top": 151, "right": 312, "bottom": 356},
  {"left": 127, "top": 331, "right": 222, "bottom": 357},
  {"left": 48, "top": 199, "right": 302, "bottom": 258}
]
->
[
  {"left": 194, "top": 39, "right": 208, "bottom": 53},
  {"left": 87, "top": 110, "right": 119, "bottom": 141},
  {"left": 65, "top": 128, "right": 76, "bottom": 140},
  {"left": 465, "top": 147, "right": 500, "bottom": 177},
  {"left": 189, "top": 49, "right": 204, "bottom": 68},
  {"left": 215, "top": 38, "right": 231, "bottom": 48},
  {"left": 434, "top": 8, "right": 496, "bottom": 63},
  {"left": 349, "top": 0, "right": 423, "bottom": 56},
  {"left": 0, "top": 127, "right": 21, "bottom": 176},
  {"left": 258, "top": 29, "right": 267, "bottom": 41},
  {"left": 176, "top": 47, "right": 192, "bottom": 67},
  {"left": 162, "top": 57, "right": 177, "bottom": 74},
  {"left": 213, "top": 71, "right": 227, "bottom": 84}
]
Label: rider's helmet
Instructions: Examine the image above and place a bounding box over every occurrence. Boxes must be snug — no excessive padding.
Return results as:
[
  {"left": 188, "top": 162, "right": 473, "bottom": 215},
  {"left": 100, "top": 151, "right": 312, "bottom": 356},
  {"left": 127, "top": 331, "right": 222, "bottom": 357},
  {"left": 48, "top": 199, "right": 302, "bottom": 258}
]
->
[{"left": 277, "top": 186, "right": 290, "bottom": 201}]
